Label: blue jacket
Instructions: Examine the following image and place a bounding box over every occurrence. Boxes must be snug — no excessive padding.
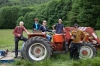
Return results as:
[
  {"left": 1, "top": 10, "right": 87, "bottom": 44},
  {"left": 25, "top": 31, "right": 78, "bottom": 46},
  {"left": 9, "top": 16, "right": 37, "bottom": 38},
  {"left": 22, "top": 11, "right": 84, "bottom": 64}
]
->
[
  {"left": 33, "top": 23, "right": 41, "bottom": 30},
  {"left": 39, "top": 25, "right": 51, "bottom": 32}
]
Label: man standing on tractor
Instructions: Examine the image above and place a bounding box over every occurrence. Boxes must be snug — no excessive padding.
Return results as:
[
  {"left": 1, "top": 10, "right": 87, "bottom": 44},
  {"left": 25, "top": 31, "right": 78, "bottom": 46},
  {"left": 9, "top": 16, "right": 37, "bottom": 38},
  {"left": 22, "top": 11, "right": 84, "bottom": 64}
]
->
[
  {"left": 52, "top": 19, "right": 65, "bottom": 34},
  {"left": 13, "top": 21, "right": 29, "bottom": 58},
  {"left": 39, "top": 20, "right": 52, "bottom": 41},
  {"left": 32, "top": 18, "right": 41, "bottom": 32},
  {"left": 70, "top": 23, "right": 87, "bottom": 59}
]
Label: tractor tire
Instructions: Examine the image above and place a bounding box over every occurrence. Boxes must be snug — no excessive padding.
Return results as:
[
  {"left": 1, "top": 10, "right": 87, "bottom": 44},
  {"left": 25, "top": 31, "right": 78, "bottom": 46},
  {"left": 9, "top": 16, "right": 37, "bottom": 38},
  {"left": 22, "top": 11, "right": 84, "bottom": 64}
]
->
[
  {"left": 22, "top": 36, "right": 52, "bottom": 61},
  {"left": 79, "top": 42, "right": 96, "bottom": 59}
]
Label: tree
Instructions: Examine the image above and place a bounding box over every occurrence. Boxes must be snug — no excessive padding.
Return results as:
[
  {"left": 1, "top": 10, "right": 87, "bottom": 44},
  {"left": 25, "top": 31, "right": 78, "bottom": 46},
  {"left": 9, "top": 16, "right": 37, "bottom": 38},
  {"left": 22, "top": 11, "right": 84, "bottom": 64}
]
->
[{"left": 0, "top": 6, "right": 20, "bottom": 29}]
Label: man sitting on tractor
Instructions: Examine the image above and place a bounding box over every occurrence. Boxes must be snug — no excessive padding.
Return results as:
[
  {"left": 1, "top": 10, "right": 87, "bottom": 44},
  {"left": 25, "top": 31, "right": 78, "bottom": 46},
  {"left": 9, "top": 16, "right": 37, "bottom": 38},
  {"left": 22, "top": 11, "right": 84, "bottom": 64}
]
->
[
  {"left": 70, "top": 23, "right": 87, "bottom": 59},
  {"left": 39, "top": 20, "right": 52, "bottom": 41}
]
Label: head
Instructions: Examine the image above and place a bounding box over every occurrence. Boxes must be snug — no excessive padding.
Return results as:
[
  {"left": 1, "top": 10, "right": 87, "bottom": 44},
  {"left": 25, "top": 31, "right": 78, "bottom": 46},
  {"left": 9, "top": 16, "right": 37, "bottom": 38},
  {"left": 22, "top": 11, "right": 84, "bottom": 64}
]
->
[
  {"left": 19, "top": 21, "right": 24, "bottom": 27},
  {"left": 73, "top": 23, "right": 79, "bottom": 30},
  {"left": 34, "top": 18, "right": 38, "bottom": 23},
  {"left": 43, "top": 20, "right": 47, "bottom": 26},
  {"left": 58, "top": 19, "right": 62, "bottom": 24}
]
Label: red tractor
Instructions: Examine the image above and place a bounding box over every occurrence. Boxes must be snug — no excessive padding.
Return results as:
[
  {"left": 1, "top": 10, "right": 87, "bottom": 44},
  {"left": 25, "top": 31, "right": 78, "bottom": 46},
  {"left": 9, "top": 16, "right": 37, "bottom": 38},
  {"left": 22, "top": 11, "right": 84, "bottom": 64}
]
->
[{"left": 22, "top": 27, "right": 98, "bottom": 61}]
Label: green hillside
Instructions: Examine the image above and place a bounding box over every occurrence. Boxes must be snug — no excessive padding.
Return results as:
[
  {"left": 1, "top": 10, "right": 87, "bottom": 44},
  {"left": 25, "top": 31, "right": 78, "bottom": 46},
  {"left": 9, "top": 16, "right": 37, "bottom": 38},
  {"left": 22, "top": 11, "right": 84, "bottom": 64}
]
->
[{"left": 0, "top": 0, "right": 100, "bottom": 29}]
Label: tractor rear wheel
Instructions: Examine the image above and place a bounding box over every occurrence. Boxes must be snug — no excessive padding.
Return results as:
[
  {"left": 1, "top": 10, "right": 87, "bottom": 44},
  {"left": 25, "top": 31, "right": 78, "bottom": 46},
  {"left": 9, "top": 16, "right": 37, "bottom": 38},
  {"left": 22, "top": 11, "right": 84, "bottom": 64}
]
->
[
  {"left": 79, "top": 42, "right": 96, "bottom": 59},
  {"left": 22, "top": 36, "right": 52, "bottom": 61}
]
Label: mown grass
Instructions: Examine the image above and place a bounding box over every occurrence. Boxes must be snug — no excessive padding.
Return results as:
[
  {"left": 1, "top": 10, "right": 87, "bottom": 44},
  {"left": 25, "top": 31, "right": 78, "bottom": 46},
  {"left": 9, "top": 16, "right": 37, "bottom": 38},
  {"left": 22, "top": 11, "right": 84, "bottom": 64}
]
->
[{"left": 0, "top": 29, "right": 100, "bottom": 66}]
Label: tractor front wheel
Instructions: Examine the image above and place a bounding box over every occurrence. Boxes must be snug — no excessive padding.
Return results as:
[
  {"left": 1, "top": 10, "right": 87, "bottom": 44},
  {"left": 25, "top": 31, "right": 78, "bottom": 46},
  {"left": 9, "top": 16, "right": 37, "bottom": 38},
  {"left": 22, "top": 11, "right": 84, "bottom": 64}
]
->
[{"left": 22, "top": 36, "right": 52, "bottom": 61}]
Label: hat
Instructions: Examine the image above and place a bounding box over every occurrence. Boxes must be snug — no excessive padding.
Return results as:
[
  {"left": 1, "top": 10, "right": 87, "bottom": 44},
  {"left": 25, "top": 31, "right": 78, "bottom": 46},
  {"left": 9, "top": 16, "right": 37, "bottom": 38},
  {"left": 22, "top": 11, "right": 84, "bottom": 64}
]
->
[
  {"left": 34, "top": 18, "right": 38, "bottom": 21},
  {"left": 73, "top": 23, "right": 79, "bottom": 27}
]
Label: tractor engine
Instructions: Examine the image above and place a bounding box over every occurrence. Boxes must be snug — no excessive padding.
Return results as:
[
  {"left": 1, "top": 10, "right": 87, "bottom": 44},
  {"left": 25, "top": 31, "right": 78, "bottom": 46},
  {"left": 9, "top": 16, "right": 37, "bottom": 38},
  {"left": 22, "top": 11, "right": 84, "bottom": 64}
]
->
[{"left": 52, "top": 34, "right": 65, "bottom": 51}]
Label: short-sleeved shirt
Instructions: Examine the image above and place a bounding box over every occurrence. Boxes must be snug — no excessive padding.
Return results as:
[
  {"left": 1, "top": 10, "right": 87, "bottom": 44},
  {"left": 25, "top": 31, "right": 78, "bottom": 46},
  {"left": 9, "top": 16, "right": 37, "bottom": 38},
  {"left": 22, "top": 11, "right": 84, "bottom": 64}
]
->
[{"left": 55, "top": 23, "right": 64, "bottom": 34}]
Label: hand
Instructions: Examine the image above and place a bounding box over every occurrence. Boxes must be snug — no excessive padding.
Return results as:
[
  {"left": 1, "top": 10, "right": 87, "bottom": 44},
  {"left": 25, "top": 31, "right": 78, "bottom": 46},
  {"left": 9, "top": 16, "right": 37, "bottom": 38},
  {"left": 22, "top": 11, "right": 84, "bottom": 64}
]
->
[
  {"left": 71, "top": 36, "right": 74, "bottom": 39},
  {"left": 80, "top": 41, "right": 83, "bottom": 43},
  {"left": 42, "top": 32, "right": 46, "bottom": 34},
  {"left": 52, "top": 30, "right": 56, "bottom": 32},
  {"left": 17, "top": 34, "right": 21, "bottom": 37},
  {"left": 27, "top": 32, "right": 29, "bottom": 34}
]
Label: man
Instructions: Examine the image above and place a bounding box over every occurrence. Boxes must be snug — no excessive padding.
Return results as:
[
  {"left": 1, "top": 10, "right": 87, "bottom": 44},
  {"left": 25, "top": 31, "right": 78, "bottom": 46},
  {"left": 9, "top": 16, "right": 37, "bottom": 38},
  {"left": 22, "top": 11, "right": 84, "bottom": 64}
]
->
[
  {"left": 13, "top": 21, "right": 29, "bottom": 58},
  {"left": 69, "top": 23, "right": 87, "bottom": 59},
  {"left": 39, "top": 20, "right": 52, "bottom": 41},
  {"left": 52, "top": 19, "right": 65, "bottom": 34},
  {"left": 33, "top": 18, "right": 41, "bottom": 31}
]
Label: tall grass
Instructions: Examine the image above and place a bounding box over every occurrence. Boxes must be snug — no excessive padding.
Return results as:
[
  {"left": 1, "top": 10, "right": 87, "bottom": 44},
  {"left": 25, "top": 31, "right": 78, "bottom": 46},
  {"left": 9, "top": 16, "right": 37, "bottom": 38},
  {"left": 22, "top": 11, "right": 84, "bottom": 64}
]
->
[{"left": 0, "top": 30, "right": 100, "bottom": 66}]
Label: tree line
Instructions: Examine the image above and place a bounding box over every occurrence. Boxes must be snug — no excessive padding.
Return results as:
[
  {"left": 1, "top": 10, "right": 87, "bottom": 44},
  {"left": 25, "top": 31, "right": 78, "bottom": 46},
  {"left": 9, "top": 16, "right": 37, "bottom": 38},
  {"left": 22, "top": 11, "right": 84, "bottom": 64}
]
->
[{"left": 0, "top": 0, "right": 100, "bottom": 29}]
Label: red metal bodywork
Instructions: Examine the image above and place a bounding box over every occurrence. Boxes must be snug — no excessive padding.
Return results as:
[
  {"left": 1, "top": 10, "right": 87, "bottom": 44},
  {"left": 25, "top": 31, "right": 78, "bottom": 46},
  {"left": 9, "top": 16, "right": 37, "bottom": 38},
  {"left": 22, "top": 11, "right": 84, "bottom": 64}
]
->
[
  {"left": 28, "top": 27, "right": 100, "bottom": 51},
  {"left": 28, "top": 33, "right": 46, "bottom": 38},
  {"left": 65, "top": 27, "right": 100, "bottom": 44}
]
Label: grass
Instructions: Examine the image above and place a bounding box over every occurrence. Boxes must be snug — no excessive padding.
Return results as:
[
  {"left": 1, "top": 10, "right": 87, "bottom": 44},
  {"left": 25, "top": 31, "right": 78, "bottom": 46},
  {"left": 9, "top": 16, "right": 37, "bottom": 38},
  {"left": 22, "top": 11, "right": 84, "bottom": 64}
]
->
[{"left": 0, "top": 29, "right": 100, "bottom": 66}]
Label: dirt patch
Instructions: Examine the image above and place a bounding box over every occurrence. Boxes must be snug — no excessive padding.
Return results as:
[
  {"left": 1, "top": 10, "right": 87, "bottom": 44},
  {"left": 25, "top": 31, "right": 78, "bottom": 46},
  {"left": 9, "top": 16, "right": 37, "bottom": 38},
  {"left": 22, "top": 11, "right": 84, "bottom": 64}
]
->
[{"left": 0, "top": 64, "right": 6, "bottom": 66}]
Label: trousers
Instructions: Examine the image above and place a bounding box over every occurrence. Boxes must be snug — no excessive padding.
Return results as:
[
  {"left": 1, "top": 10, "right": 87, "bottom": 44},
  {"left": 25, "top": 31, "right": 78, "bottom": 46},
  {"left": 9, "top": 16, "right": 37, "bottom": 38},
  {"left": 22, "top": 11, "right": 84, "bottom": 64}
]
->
[
  {"left": 69, "top": 43, "right": 82, "bottom": 59},
  {"left": 14, "top": 36, "right": 27, "bottom": 57}
]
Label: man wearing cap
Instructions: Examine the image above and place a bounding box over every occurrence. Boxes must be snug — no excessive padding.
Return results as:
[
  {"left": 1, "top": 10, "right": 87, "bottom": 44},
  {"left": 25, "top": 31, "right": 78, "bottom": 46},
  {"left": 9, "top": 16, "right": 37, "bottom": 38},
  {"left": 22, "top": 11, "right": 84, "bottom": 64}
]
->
[
  {"left": 52, "top": 19, "right": 65, "bottom": 34},
  {"left": 13, "top": 21, "right": 29, "bottom": 58},
  {"left": 39, "top": 20, "right": 52, "bottom": 41},
  {"left": 33, "top": 18, "right": 41, "bottom": 31},
  {"left": 69, "top": 23, "right": 87, "bottom": 59}
]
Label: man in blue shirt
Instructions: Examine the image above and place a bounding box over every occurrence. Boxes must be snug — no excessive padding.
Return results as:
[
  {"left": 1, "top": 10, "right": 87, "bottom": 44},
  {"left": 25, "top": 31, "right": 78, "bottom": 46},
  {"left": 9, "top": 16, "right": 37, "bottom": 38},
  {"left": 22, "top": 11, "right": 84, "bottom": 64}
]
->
[{"left": 52, "top": 19, "right": 65, "bottom": 34}]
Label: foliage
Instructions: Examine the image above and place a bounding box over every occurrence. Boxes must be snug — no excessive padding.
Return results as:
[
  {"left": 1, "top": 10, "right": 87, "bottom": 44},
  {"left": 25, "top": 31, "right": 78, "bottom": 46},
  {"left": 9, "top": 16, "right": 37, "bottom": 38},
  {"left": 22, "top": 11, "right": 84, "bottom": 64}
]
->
[
  {"left": 0, "top": 6, "right": 20, "bottom": 29},
  {"left": 19, "top": 0, "right": 72, "bottom": 29},
  {"left": 0, "top": 0, "right": 50, "bottom": 7},
  {"left": 68, "top": 0, "right": 100, "bottom": 29},
  {"left": 0, "top": 0, "right": 100, "bottom": 29}
]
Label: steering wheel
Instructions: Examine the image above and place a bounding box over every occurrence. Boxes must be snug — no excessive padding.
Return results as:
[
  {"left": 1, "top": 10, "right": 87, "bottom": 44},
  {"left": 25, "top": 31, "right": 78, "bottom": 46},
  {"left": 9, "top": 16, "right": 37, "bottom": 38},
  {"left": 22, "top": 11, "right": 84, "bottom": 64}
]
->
[{"left": 46, "top": 31, "right": 55, "bottom": 36}]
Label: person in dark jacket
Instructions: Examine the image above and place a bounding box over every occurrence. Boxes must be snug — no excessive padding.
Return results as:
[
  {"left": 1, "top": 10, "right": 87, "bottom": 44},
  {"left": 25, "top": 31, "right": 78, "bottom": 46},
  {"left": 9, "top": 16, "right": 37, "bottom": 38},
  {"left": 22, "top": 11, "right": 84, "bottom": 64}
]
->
[
  {"left": 33, "top": 18, "right": 41, "bottom": 31},
  {"left": 13, "top": 21, "right": 29, "bottom": 58},
  {"left": 39, "top": 20, "right": 52, "bottom": 41}
]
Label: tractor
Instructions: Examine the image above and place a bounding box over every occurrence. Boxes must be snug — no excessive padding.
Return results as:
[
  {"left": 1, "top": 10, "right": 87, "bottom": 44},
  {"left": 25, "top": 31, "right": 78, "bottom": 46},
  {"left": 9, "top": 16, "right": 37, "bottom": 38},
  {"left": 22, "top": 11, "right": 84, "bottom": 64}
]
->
[{"left": 22, "top": 27, "right": 98, "bottom": 61}]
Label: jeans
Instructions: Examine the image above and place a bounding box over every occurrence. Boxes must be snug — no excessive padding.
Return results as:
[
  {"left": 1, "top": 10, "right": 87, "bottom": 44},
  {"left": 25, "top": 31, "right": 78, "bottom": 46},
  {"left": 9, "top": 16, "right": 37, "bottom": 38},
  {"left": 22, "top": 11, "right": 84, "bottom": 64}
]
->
[
  {"left": 46, "top": 35, "right": 51, "bottom": 41},
  {"left": 69, "top": 43, "right": 82, "bottom": 59},
  {"left": 14, "top": 36, "right": 27, "bottom": 57}
]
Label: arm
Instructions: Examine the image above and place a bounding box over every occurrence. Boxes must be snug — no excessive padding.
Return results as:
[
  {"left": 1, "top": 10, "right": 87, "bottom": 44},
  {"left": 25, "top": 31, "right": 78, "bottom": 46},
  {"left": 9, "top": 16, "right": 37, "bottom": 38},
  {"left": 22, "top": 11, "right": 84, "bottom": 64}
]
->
[
  {"left": 33, "top": 23, "right": 36, "bottom": 30},
  {"left": 63, "top": 24, "right": 65, "bottom": 32},
  {"left": 23, "top": 26, "right": 29, "bottom": 34},
  {"left": 52, "top": 24, "right": 57, "bottom": 30},
  {"left": 81, "top": 31, "right": 87, "bottom": 41},
  {"left": 46, "top": 27, "right": 52, "bottom": 32},
  {"left": 70, "top": 31, "right": 74, "bottom": 39},
  {"left": 39, "top": 26, "right": 43, "bottom": 32},
  {"left": 52, "top": 25, "right": 55, "bottom": 30}
]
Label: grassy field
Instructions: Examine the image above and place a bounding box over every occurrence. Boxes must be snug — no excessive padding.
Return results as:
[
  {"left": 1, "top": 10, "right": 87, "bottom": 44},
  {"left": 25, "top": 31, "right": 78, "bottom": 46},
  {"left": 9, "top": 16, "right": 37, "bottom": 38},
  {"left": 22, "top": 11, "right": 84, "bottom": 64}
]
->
[{"left": 0, "top": 29, "right": 100, "bottom": 66}]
